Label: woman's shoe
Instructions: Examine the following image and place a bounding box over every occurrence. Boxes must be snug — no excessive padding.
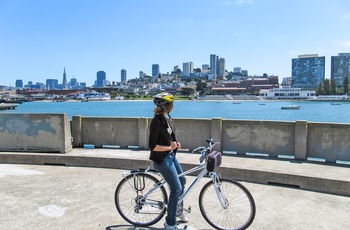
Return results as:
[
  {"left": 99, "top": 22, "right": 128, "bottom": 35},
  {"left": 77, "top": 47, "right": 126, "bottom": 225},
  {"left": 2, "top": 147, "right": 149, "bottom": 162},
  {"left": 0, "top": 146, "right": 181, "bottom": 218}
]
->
[
  {"left": 164, "top": 221, "right": 179, "bottom": 230},
  {"left": 178, "top": 213, "right": 189, "bottom": 223}
]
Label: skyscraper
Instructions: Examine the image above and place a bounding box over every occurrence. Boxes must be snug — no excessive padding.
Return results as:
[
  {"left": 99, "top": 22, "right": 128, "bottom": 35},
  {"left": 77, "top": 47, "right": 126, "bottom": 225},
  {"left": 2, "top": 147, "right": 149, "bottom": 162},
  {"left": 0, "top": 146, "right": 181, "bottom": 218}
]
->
[
  {"left": 96, "top": 71, "right": 106, "bottom": 87},
  {"left": 182, "top": 62, "right": 193, "bottom": 77},
  {"left": 46, "top": 79, "right": 59, "bottom": 90},
  {"left": 218, "top": 58, "right": 226, "bottom": 79},
  {"left": 331, "top": 53, "right": 350, "bottom": 88},
  {"left": 152, "top": 64, "right": 160, "bottom": 78},
  {"left": 15, "top": 79, "right": 23, "bottom": 88},
  {"left": 292, "top": 54, "right": 325, "bottom": 89},
  {"left": 62, "top": 68, "right": 68, "bottom": 89},
  {"left": 121, "top": 69, "right": 127, "bottom": 83},
  {"left": 210, "top": 54, "right": 218, "bottom": 79}
]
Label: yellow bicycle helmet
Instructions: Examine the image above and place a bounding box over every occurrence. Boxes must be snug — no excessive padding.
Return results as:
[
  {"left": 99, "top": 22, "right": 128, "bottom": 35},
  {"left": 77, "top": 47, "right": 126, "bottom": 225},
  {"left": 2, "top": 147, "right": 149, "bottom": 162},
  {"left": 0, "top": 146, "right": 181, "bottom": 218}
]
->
[{"left": 153, "top": 92, "right": 175, "bottom": 106}]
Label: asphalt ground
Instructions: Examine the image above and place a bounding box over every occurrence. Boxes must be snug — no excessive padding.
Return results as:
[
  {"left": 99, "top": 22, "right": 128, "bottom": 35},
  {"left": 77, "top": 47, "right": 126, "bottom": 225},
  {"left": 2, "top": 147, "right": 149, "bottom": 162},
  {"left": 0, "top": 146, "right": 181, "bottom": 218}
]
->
[{"left": 1, "top": 163, "right": 350, "bottom": 230}]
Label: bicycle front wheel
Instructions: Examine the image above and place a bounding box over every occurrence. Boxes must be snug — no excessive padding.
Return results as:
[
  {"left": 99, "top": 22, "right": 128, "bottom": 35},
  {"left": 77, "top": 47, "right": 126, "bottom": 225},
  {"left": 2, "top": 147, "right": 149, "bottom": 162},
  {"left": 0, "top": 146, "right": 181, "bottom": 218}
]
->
[
  {"left": 115, "top": 173, "right": 168, "bottom": 227},
  {"left": 199, "top": 178, "right": 256, "bottom": 230}
]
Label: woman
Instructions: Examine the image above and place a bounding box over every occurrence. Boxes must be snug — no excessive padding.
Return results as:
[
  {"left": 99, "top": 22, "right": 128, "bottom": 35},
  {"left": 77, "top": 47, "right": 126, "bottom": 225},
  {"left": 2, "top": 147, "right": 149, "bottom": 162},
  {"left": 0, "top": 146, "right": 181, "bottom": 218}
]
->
[{"left": 148, "top": 92, "right": 188, "bottom": 230}]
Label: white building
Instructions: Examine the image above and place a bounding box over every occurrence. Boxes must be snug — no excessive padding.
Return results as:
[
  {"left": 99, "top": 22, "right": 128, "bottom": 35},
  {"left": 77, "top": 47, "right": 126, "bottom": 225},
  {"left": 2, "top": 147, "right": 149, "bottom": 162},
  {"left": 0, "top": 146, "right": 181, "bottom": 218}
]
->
[{"left": 259, "top": 87, "right": 316, "bottom": 100}]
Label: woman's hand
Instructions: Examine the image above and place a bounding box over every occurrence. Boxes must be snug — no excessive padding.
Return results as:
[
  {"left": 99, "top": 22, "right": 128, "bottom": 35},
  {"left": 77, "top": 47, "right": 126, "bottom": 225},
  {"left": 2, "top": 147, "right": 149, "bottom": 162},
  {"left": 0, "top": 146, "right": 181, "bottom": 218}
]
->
[{"left": 171, "top": 141, "right": 181, "bottom": 150}]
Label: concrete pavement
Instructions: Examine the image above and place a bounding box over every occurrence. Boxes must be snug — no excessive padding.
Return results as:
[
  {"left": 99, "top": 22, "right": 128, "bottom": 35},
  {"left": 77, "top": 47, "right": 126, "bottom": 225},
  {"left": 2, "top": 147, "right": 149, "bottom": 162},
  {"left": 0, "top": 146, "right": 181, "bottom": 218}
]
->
[{"left": 1, "top": 148, "right": 350, "bottom": 229}]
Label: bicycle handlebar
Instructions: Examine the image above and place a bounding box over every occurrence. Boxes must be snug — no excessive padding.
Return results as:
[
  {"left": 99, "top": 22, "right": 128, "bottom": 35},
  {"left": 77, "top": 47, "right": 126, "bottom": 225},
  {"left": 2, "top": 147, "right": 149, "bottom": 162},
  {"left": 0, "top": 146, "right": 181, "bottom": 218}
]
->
[{"left": 192, "top": 139, "right": 220, "bottom": 163}]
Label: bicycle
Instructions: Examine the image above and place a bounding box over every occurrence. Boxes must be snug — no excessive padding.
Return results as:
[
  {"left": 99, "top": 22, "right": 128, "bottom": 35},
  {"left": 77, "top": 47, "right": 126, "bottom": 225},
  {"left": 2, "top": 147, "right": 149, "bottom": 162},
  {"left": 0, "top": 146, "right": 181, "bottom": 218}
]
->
[{"left": 114, "top": 139, "right": 256, "bottom": 230}]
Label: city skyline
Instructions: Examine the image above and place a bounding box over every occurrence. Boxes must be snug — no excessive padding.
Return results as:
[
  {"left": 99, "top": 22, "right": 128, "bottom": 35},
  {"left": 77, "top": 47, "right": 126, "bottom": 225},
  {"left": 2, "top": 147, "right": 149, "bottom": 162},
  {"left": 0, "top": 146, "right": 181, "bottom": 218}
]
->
[{"left": 1, "top": 0, "right": 350, "bottom": 86}]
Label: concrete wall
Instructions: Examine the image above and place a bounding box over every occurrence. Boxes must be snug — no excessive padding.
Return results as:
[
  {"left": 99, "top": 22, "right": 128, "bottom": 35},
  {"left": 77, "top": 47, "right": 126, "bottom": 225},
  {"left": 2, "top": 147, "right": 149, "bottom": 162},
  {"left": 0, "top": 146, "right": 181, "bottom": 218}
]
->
[
  {"left": 71, "top": 116, "right": 350, "bottom": 163},
  {"left": 2, "top": 114, "right": 349, "bottom": 163},
  {"left": 0, "top": 114, "right": 72, "bottom": 153}
]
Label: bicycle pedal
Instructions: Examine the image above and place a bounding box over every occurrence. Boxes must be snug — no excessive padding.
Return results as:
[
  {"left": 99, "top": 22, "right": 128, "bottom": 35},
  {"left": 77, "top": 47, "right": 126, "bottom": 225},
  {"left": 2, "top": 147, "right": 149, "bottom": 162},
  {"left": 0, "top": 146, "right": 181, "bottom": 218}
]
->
[{"left": 187, "top": 205, "right": 191, "bottom": 213}]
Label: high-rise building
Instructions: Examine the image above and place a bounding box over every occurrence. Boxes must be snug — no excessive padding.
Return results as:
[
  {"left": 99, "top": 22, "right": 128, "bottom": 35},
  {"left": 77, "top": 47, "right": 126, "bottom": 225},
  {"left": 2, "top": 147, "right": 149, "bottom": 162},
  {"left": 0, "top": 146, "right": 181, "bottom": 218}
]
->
[
  {"left": 152, "top": 64, "right": 160, "bottom": 78},
  {"left": 69, "top": 77, "right": 77, "bottom": 89},
  {"left": 121, "top": 69, "right": 127, "bottom": 83},
  {"left": 139, "top": 71, "right": 144, "bottom": 79},
  {"left": 292, "top": 54, "right": 325, "bottom": 89},
  {"left": 96, "top": 71, "right": 106, "bottom": 87},
  {"left": 182, "top": 62, "right": 193, "bottom": 77},
  {"left": 15, "top": 79, "right": 23, "bottom": 88},
  {"left": 62, "top": 68, "right": 68, "bottom": 89},
  {"left": 331, "top": 53, "right": 350, "bottom": 88},
  {"left": 210, "top": 54, "right": 218, "bottom": 75},
  {"left": 46, "top": 79, "right": 59, "bottom": 90},
  {"left": 218, "top": 58, "right": 226, "bottom": 79}
]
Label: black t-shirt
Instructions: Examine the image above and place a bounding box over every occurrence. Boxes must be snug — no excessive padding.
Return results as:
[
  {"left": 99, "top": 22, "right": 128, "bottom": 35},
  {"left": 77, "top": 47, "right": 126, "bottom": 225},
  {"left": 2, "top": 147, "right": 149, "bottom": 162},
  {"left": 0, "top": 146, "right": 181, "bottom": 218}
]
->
[{"left": 148, "top": 115, "right": 176, "bottom": 164}]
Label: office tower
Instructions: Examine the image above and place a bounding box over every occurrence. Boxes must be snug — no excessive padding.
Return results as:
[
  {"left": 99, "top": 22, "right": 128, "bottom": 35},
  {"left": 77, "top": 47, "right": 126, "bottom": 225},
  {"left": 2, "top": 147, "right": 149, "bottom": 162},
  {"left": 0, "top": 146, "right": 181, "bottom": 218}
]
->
[
  {"left": 62, "top": 68, "right": 68, "bottom": 89},
  {"left": 15, "top": 79, "right": 23, "bottom": 88},
  {"left": 96, "top": 71, "right": 106, "bottom": 87},
  {"left": 46, "top": 79, "right": 59, "bottom": 90},
  {"left": 331, "top": 53, "right": 350, "bottom": 88},
  {"left": 139, "top": 71, "right": 144, "bottom": 79},
  {"left": 234, "top": 67, "right": 242, "bottom": 73},
  {"left": 202, "top": 64, "right": 209, "bottom": 72},
  {"left": 174, "top": 65, "right": 179, "bottom": 72},
  {"left": 292, "top": 54, "right": 325, "bottom": 89},
  {"left": 69, "top": 77, "right": 77, "bottom": 89},
  {"left": 182, "top": 62, "right": 193, "bottom": 77},
  {"left": 152, "top": 64, "right": 160, "bottom": 78},
  {"left": 218, "top": 58, "right": 226, "bottom": 79},
  {"left": 121, "top": 69, "right": 127, "bottom": 83},
  {"left": 210, "top": 54, "right": 218, "bottom": 79}
]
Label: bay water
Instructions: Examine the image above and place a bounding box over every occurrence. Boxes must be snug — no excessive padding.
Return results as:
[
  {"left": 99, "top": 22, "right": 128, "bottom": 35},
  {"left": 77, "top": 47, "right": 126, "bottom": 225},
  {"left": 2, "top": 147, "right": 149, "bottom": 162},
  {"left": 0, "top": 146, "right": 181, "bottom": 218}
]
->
[{"left": 2, "top": 100, "right": 350, "bottom": 124}]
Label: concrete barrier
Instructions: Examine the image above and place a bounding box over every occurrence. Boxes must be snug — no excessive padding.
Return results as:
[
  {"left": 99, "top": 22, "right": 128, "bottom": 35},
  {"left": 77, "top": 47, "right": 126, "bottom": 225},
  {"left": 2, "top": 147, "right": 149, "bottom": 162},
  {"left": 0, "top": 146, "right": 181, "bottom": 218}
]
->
[
  {"left": 0, "top": 114, "right": 72, "bottom": 153},
  {"left": 2, "top": 114, "right": 350, "bottom": 163},
  {"left": 71, "top": 116, "right": 350, "bottom": 163}
]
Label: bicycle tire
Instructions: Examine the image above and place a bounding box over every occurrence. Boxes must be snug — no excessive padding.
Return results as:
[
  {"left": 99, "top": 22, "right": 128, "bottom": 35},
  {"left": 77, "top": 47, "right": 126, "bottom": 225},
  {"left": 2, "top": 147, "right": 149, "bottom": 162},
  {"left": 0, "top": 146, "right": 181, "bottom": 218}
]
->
[
  {"left": 115, "top": 172, "right": 168, "bottom": 227},
  {"left": 199, "top": 178, "right": 256, "bottom": 230}
]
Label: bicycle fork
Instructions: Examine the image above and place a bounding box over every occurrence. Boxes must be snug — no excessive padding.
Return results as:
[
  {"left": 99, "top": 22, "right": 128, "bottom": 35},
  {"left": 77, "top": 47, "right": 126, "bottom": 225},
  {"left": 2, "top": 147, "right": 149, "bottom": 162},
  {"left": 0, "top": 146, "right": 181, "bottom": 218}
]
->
[{"left": 211, "top": 172, "right": 229, "bottom": 209}]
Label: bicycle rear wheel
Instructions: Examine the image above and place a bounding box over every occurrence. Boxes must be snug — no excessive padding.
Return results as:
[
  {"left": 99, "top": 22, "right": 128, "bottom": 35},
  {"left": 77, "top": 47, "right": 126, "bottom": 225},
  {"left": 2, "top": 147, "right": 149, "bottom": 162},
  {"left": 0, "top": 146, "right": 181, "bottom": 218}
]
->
[
  {"left": 199, "top": 178, "right": 256, "bottom": 230},
  {"left": 115, "top": 173, "right": 168, "bottom": 227}
]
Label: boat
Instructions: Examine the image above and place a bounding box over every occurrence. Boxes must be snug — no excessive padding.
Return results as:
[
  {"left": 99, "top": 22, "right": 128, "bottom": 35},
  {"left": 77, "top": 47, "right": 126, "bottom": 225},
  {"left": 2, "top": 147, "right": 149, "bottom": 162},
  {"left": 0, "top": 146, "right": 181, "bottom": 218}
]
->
[
  {"left": 331, "top": 102, "right": 342, "bottom": 105},
  {"left": 311, "top": 94, "right": 347, "bottom": 101},
  {"left": 0, "top": 103, "right": 19, "bottom": 110},
  {"left": 258, "top": 87, "right": 316, "bottom": 100},
  {"left": 281, "top": 105, "right": 301, "bottom": 110},
  {"left": 80, "top": 91, "right": 111, "bottom": 101}
]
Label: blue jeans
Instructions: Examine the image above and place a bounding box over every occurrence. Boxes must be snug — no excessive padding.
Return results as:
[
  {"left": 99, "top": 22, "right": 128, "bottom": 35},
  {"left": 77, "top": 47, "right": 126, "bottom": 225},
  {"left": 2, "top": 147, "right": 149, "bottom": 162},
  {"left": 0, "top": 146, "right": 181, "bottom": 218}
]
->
[{"left": 153, "top": 152, "right": 186, "bottom": 226}]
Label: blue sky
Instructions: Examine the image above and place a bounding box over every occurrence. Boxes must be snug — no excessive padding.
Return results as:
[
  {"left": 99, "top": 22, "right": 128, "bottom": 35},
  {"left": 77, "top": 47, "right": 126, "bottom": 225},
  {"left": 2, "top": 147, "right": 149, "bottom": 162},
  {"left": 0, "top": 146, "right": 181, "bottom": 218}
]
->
[{"left": 1, "top": 0, "right": 350, "bottom": 87}]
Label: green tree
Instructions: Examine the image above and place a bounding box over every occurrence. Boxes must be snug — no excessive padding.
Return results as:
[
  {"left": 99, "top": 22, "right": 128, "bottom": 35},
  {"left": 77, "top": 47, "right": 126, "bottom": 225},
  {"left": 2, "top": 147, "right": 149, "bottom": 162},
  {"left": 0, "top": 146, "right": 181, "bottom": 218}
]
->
[
  {"left": 317, "top": 82, "right": 324, "bottom": 95},
  {"left": 331, "top": 78, "right": 336, "bottom": 95},
  {"left": 343, "top": 76, "right": 349, "bottom": 94},
  {"left": 324, "top": 79, "right": 330, "bottom": 95},
  {"left": 181, "top": 87, "right": 194, "bottom": 96}
]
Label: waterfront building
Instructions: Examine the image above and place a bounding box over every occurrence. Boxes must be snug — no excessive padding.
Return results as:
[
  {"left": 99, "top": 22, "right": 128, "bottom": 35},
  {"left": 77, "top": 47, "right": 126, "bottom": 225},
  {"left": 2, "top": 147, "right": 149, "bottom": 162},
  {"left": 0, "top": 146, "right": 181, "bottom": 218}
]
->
[
  {"left": 258, "top": 86, "right": 316, "bottom": 100},
  {"left": 121, "top": 69, "right": 127, "bottom": 83},
  {"left": 15, "top": 79, "right": 23, "bottom": 88},
  {"left": 331, "top": 53, "right": 350, "bottom": 88},
  {"left": 96, "top": 71, "right": 106, "bottom": 87},
  {"left": 292, "top": 54, "right": 325, "bottom": 89},
  {"left": 62, "top": 68, "right": 68, "bottom": 90}
]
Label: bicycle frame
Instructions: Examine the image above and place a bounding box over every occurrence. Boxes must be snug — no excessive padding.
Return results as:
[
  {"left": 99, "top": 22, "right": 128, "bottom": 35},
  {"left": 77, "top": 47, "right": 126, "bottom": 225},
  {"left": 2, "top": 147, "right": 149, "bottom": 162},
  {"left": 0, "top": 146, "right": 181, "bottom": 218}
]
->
[{"left": 124, "top": 156, "right": 228, "bottom": 212}]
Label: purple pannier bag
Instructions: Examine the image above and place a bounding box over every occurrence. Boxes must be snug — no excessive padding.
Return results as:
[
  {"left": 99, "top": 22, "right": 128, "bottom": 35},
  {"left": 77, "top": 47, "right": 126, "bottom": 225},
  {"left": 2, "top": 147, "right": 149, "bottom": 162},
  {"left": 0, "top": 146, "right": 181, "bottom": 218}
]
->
[{"left": 206, "top": 151, "right": 222, "bottom": 172}]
